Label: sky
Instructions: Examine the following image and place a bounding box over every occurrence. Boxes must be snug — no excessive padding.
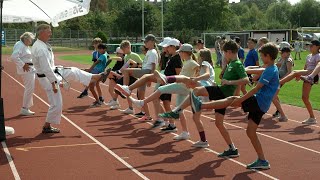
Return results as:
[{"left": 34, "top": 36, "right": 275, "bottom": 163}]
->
[{"left": 229, "top": 0, "right": 301, "bottom": 4}]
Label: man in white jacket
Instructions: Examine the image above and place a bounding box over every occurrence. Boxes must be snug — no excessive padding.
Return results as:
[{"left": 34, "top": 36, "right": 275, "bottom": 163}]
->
[
  {"left": 32, "top": 24, "right": 108, "bottom": 133},
  {"left": 11, "top": 32, "right": 36, "bottom": 116}
]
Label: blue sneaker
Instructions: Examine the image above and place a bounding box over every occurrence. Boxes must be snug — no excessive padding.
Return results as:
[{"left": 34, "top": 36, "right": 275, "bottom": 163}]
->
[
  {"left": 190, "top": 91, "right": 202, "bottom": 113},
  {"left": 159, "top": 111, "right": 180, "bottom": 119},
  {"left": 247, "top": 159, "right": 270, "bottom": 169}
]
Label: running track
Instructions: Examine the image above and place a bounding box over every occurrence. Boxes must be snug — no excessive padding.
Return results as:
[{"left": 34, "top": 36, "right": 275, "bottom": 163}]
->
[{"left": 1, "top": 51, "right": 319, "bottom": 180}]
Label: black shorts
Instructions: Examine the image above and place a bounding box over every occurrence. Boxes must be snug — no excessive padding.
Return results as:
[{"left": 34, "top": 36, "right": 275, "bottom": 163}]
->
[
  {"left": 313, "top": 74, "right": 319, "bottom": 85},
  {"left": 109, "top": 70, "right": 122, "bottom": 81},
  {"left": 116, "top": 76, "right": 137, "bottom": 86},
  {"left": 205, "top": 86, "right": 226, "bottom": 115},
  {"left": 160, "top": 94, "right": 172, "bottom": 101},
  {"left": 241, "top": 96, "right": 265, "bottom": 125}
]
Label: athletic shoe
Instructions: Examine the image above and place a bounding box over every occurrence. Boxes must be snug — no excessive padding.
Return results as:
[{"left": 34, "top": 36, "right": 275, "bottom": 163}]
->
[
  {"left": 192, "top": 140, "right": 209, "bottom": 148},
  {"left": 90, "top": 101, "right": 102, "bottom": 107},
  {"left": 110, "top": 105, "right": 120, "bottom": 110},
  {"left": 99, "top": 97, "right": 104, "bottom": 103},
  {"left": 5, "top": 126, "right": 15, "bottom": 135},
  {"left": 190, "top": 91, "right": 202, "bottom": 113},
  {"left": 154, "top": 70, "right": 167, "bottom": 85},
  {"left": 247, "top": 159, "right": 270, "bottom": 169},
  {"left": 218, "top": 148, "right": 239, "bottom": 158},
  {"left": 42, "top": 126, "right": 60, "bottom": 134},
  {"left": 114, "top": 89, "right": 126, "bottom": 99},
  {"left": 106, "top": 99, "right": 119, "bottom": 106},
  {"left": 159, "top": 111, "right": 180, "bottom": 119},
  {"left": 119, "top": 108, "right": 134, "bottom": 114},
  {"left": 114, "top": 84, "right": 131, "bottom": 97},
  {"left": 20, "top": 108, "right": 35, "bottom": 116},
  {"left": 101, "top": 68, "right": 111, "bottom": 83},
  {"left": 77, "top": 90, "right": 88, "bottom": 98},
  {"left": 300, "top": 75, "right": 314, "bottom": 85},
  {"left": 272, "top": 110, "right": 280, "bottom": 118},
  {"left": 129, "top": 97, "right": 144, "bottom": 109},
  {"left": 161, "top": 124, "right": 177, "bottom": 132},
  {"left": 61, "top": 81, "right": 70, "bottom": 91},
  {"left": 278, "top": 115, "right": 288, "bottom": 122},
  {"left": 134, "top": 111, "right": 146, "bottom": 118},
  {"left": 302, "top": 118, "right": 317, "bottom": 125},
  {"left": 139, "top": 115, "right": 153, "bottom": 121},
  {"left": 173, "top": 131, "right": 190, "bottom": 140},
  {"left": 151, "top": 119, "right": 165, "bottom": 129}
]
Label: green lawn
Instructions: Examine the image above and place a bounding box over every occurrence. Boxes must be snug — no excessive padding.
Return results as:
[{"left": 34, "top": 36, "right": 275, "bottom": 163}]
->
[
  {"left": 1, "top": 46, "right": 83, "bottom": 55},
  {"left": 60, "top": 51, "right": 320, "bottom": 110}
]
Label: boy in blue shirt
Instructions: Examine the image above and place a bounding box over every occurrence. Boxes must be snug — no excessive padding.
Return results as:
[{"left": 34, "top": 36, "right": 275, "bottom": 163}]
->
[
  {"left": 235, "top": 37, "right": 245, "bottom": 63},
  {"left": 231, "top": 43, "right": 280, "bottom": 169},
  {"left": 87, "top": 43, "right": 108, "bottom": 107}
]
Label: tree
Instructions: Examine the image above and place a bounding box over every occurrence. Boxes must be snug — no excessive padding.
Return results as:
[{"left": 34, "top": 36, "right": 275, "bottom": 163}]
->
[
  {"left": 290, "top": 0, "right": 320, "bottom": 28},
  {"left": 240, "top": 0, "right": 277, "bottom": 11},
  {"left": 265, "top": 0, "right": 292, "bottom": 29}
]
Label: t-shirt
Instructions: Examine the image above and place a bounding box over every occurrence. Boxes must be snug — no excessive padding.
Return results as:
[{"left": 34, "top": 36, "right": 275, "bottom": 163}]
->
[
  {"left": 199, "top": 61, "right": 215, "bottom": 86},
  {"left": 278, "top": 57, "right": 293, "bottom": 78},
  {"left": 238, "top": 47, "right": 245, "bottom": 60},
  {"left": 305, "top": 53, "right": 320, "bottom": 71},
  {"left": 142, "top": 49, "right": 158, "bottom": 70},
  {"left": 92, "top": 51, "right": 100, "bottom": 62},
  {"left": 219, "top": 59, "right": 247, "bottom": 97},
  {"left": 244, "top": 49, "right": 259, "bottom": 67},
  {"left": 180, "top": 59, "right": 200, "bottom": 77},
  {"left": 124, "top": 52, "right": 143, "bottom": 64},
  {"left": 112, "top": 57, "right": 125, "bottom": 71},
  {"left": 164, "top": 54, "right": 183, "bottom": 76},
  {"left": 294, "top": 41, "right": 301, "bottom": 52},
  {"left": 160, "top": 52, "right": 170, "bottom": 70},
  {"left": 255, "top": 65, "right": 279, "bottom": 113},
  {"left": 93, "top": 53, "right": 108, "bottom": 73}
]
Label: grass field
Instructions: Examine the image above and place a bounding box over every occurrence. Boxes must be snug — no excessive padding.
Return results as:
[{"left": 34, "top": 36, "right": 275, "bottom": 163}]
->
[
  {"left": 1, "top": 46, "right": 83, "bottom": 55},
  {"left": 60, "top": 51, "right": 320, "bottom": 110}
]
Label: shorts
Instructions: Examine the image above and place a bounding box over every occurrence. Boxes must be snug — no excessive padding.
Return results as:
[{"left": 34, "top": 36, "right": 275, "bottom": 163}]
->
[
  {"left": 109, "top": 70, "right": 122, "bottom": 81},
  {"left": 131, "top": 69, "right": 152, "bottom": 91},
  {"left": 157, "top": 83, "right": 190, "bottom": 105},
  {"left": 205, "top": 86, "right": 227, "bottom": 115},
  {"left": 116, "top": 76, "right": 137, "bottom": 86},
  {"left": 90, "top": 68, "right": 101, "bottom": 74},
  {"left": 154, "top": 83, "right": 172, "bottom": 102},
  {"left": 241, "top": 96, "right": 265, "bottom": 125}
]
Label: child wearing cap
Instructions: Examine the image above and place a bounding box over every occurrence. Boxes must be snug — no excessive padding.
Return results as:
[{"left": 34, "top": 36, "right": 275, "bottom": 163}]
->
[{"left": 280, "top": 40, "right": 320, "bottom": 124}]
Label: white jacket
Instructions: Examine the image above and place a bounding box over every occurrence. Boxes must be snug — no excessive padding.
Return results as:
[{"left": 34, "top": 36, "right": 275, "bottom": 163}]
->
[
  {"left": 11, "top": 41, "right": 35, "bottom": 75},
  {"left": 31, "top": 39, "right": 58, "bottom": 84}
]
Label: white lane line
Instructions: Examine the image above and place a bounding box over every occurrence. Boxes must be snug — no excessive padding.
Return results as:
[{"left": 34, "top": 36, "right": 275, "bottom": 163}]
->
[
  {"left": 265, "top": 112, "right": 320, "bottom": 128},
  {"left": 3, "top": 70, "right": 149, "bottom": 180},
  {"left": 1, "top": 141, "right": 21, "bottom": 180},
  {"left": 70, "top": 87, "right": 279, "bottom": 180}
]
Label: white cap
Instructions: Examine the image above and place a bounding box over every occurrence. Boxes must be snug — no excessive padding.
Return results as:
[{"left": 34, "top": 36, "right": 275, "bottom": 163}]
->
[
  {"left": 279, "top": 41, "right": 291, "bottom": 50},
  {"left": 115, "top": 47, "right": 124, "bottom": 54},
  {"left": 158, "top": 37, "right": 172, "bottom": 47},
  {"left": 163, "top": 38, "right": 180, "bottom": 47}
]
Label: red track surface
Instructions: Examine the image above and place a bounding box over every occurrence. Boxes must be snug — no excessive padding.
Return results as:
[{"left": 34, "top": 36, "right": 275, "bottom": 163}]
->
[{"left": 1, "top": 51, "right": 319, "bottom": 180}]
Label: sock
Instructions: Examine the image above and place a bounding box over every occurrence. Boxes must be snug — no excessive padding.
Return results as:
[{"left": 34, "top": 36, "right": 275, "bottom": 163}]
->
[
  {"left": 199, "top": 131, "right": 206, "bottom": 142},
  {"left": 172, "top": 107, "right": 182, "bottom": 114},
  {"left": 229, "top": 143, "right": 236, "bottom": 151},
  {"left": 169, "top": 123, "right": 176, "bottom": 128},
  {"left": 166, "top": 76, "right": 176, "bottom": 83}
]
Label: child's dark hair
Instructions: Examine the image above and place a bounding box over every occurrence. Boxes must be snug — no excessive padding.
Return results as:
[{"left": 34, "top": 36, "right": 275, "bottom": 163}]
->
[
  {"left": 248, "top": 37, "right": 258, "bottom": 44},
  {"left": 234, "top": 37, "right": 241, "bottom": 44},
  {"left": 98, "top": 43, "right": 107, "bottom": 49},
  {"left": 199, "top": 49, "right": 213, "bottom": 66},
  {"left": 259, "top": 43, "right": 279, "bottom": 60},
  {"left": 222, "top": 40, "right": 239, "bottom": 53}
]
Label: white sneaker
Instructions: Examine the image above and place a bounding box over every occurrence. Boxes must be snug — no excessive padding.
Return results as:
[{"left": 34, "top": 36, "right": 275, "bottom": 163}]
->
[
  {"left": 129, "top": 97, "right": 144, "bottom": 109},
  {"left": 110, "top": 105, "right": 120, "bottom": 110},
  {"left": 20, "top": 108, "right": 35, "bottom": 116},
  {"left": 192, "top": 140, "right": 209, "bottom": 148},
  {"left": 120, "top": 108, "right": 134, "bottom": 114},
  {"left": 107, "top": 99, "right": 119, "bottom": 106},
  {"left": 5, "top": 126, "right": 15, "bottom": 135},
  {"left": 173, "top": 131, "right": 190, "bottom": 140},
  {"left": 115, "top": 84, "right": 131, "bottom": 97},
  {"left": 277, "top": 115, "right": 288, "bottom": 122},
  {"left": 302, "top": 118, "right": 317, "bottom": 125}
]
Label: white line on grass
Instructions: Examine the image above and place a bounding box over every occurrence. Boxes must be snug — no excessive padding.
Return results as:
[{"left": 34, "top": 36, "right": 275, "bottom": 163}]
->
[
  {"left": 3, "top": 71, "right": 149, "bottom": 180},
  {"left": 1, "top": 141, "right": 21, "bottom": 180}
]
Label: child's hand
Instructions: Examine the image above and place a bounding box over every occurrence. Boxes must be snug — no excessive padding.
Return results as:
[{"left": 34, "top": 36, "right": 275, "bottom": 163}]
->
[
  {"left": 221, "top": 79, "right": 231, "bottom": 85},
  {"left": 186, "top": 79, "right": 197, "bottom": 88},
  {"left": 230, "top": 97, "right": 243, "bottom": 107}
]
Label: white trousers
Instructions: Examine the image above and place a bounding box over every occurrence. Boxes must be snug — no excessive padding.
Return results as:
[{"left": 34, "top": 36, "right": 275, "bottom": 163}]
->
[
  {"left": 21, "top": 73, "right": 35, "bottom": 109},
  {"left": 37, "top": 67, "right": 93, "bottom": 124}
]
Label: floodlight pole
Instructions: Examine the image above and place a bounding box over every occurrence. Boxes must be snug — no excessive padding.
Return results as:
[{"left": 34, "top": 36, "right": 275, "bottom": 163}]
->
[
  {"left": 0, "top": 0, "right": 6, "bottom": 141},
  {"left": 142, "top": 0, "right": 145, "bottom": 39},
  {"left": 161, "top": 0, "right": 164, "bottom": 38}
]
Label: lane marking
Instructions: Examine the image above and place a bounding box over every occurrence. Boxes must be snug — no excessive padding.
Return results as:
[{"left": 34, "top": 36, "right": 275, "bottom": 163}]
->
[
  {"left": 265, "top": 112, "right": 320, "bottom": 128},
  {"left": 16, "top": 143, "right": 97, "bottom": 152},
  {"left": 1, "top": 142, "right": 21, "bottom": 180},
  {"left": 3, "top": 70, "right": 149, "bottom": 180}
]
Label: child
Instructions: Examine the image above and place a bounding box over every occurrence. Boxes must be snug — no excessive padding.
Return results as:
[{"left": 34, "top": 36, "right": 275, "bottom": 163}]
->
[
  {"left": 272, "top": 47, "right": 293, "bottom": 121},
  {"left": 280, "top": 40, "right": 320, "bottom": 124},
  {"left": 158, "top": 40, "right": 249, "bottom": 149},
  {"left": 77, "top": 37, "right": 102, "bottom": 98},
  {"left": 231, "top": 42, "right": 280, "bottom": 169},
  {"left": 294, "top": 39, "right": 302, "bottom": 60},
  {"left": 86, "top": 43, "right": 108, "bottom": 107},
  {"left": 235, "top": 37, "right": 245, "bottom": 63}
]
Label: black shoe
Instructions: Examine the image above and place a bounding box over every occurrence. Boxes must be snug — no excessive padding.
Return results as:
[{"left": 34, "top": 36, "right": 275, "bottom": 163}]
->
[
  {"left": 218, "top": 148, "right": 239, "bottom": 158},
  {"left": 115, "top": 89, "right": 126, "bottom": 99},
  {"left": 151, "top": 120, "right": 166, "bottom": 129},
  {"left": 99, "top": 96, "right": 104, "bottom": 103},
  {"left": 42, "top": 126, "right": 60, "bottom": 134},
  {"left": 161, "top": 124, "right": 177, "bottom": 132},
  {"left": 134, "top": 111, "right": 145, "bottom": 118},
  {"left": 77, "top": 91, "right": 88, "bottom": 98}
]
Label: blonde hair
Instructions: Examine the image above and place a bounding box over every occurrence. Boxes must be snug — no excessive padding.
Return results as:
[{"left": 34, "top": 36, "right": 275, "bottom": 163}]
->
[
  {"left": 259, "top": 37, "right": 269, "bottom": 45},
  {"left": 20, "top": 32, "right": 35, "bottom": 42},
  {"left": 36, "top": 24, "right": 50, "bottom": 34},
  {"left": 92, "top": 37, "right": 102, "bottom": 44},
  {"left": 120, "top": 40, "right": 131, "bottom": 49}
]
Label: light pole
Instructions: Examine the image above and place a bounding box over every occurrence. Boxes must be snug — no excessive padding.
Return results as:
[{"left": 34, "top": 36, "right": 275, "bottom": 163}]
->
[
  {"left": 161, "top": 0, "right": 164, "bottom": 38},
  {"left": 142, "top": 0, "right": 145, "bottom": 39}
]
